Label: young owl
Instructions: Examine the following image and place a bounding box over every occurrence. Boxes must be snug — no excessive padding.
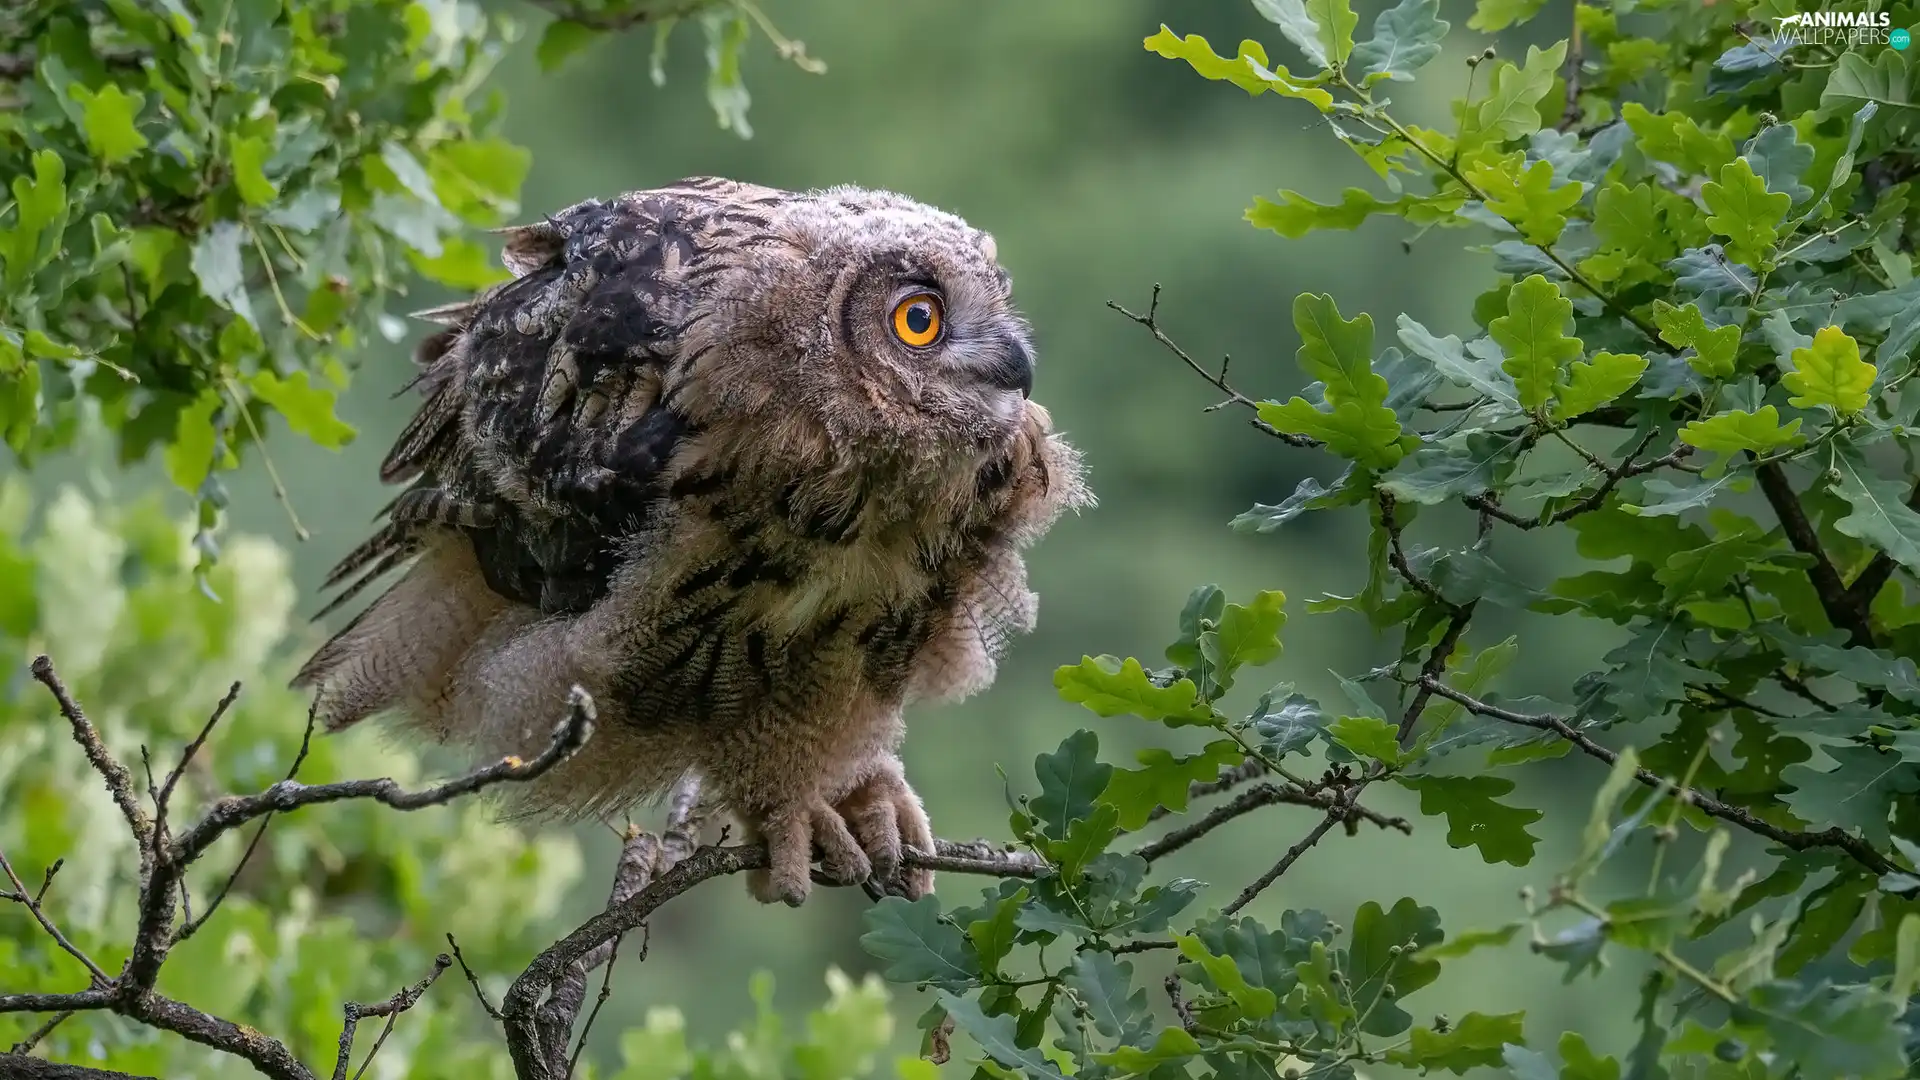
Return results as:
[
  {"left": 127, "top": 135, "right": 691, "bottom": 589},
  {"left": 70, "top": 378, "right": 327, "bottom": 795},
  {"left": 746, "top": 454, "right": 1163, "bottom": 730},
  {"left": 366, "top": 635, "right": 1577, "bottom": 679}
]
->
[{"left": 292, "top": 177, "right": 1090, "bottom": 905}]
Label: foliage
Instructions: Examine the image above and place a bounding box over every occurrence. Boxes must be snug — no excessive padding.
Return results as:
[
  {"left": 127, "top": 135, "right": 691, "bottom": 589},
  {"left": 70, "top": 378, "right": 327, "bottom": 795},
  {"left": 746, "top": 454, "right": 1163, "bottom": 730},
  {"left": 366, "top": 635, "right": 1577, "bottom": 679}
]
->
[
  {"left": 0, "top": 0, "right": 808, "bottom": 591},
  {"left": 849, "top": 2, "right": 1920, "bottom": 1079},
  {"left": 9, "top": 0, "right": 1920, "bottom": 1079},
  {"left": 0, "top": 476, "right": 581, "bottom": 1077}
]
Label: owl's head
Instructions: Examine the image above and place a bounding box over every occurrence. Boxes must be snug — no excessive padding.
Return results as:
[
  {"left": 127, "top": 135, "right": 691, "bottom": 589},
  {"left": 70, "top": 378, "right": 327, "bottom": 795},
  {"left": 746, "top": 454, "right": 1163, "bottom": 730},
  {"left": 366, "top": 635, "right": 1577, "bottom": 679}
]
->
[{"left": 680, "top": 183, "right": 1037, "bottom": 453}]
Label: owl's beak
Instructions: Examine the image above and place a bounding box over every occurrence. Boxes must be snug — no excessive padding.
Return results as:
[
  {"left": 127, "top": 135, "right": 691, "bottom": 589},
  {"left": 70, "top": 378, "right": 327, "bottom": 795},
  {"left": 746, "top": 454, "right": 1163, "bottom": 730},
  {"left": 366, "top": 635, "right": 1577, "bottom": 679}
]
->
[{"left": 989, "top": 332, "right": 1034, "bottom": 399}]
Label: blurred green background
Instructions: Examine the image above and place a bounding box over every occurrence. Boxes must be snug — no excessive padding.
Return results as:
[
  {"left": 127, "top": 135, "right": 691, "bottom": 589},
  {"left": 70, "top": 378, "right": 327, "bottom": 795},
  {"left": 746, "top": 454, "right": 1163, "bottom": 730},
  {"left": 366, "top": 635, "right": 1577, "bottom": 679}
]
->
[{"left": 12, "top": 0, "right": 1658, "bottom": 1067}]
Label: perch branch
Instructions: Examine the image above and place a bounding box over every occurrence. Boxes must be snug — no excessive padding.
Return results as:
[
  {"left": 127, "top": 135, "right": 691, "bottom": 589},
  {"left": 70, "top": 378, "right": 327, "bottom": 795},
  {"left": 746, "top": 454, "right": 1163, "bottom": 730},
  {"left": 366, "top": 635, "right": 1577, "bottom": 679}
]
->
[{"left": 500, "top": 837, "right": 1047, "bottom": 1080}]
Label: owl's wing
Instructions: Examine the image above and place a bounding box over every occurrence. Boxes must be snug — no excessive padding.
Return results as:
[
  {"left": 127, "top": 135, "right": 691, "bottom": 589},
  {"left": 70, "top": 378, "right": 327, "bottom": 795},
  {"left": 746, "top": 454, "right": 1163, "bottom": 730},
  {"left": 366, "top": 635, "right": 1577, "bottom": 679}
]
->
[{"left": 310, "top": 183, "right": 753, "bottom": 629}]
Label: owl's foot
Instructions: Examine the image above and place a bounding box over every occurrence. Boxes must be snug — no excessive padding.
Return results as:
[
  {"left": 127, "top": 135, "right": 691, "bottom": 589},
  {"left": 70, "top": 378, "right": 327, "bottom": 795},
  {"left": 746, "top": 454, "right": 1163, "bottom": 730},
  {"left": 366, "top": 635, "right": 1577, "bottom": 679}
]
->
[
  {"left": 835, "top": 765, "right": 936, "bottom": 900},
  {"left": 745, "top": 798, "right": 873, "bottom": 907},
  {"left": 740, "top": 765, "right": 935, "bottom": 905}
]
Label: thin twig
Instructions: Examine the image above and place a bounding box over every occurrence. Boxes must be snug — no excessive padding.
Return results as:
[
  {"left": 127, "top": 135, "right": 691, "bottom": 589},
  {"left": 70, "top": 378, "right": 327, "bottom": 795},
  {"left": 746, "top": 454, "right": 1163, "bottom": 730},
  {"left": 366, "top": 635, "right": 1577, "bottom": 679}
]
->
[
  {"left": 1108, "top": 286, "right": 1318, "bottom": 448},
  {"left": 446, "top": 934, "right": 505, "bottom": 1022},
  {"left": 1222, "top": 803, "right": 1351, "bottom": 916},
  {"left": 1397, "top": 604, "right": 1476, "bottom": 744},
  {"left": 1417, "top": 677, "right": 1895, "bottom": 875},
  {"left": 333, "top": 955, "right": 452, "bottom": 1080},
  {"left": 1137, "top": 782, "right": 1408, "bottom": 865},
  {"left": 0, "top": 850, "right": 109, "bottom": 986},
  {"left": 176, "top": 702, "right": 319, "bottom": 944},
  {"left": 8, "top": 1009, "right": 75, "bottom": 1054},
  {"left": 29, "top": 657, "right": 153, "bottom": 861}
]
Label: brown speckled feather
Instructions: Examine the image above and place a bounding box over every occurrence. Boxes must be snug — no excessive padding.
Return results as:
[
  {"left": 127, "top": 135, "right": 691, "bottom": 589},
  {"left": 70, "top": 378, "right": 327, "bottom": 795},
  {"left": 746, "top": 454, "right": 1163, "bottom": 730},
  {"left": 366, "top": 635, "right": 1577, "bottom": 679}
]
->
[{"left": 293, "top": 177, "right": 1090, "bottom": 905}]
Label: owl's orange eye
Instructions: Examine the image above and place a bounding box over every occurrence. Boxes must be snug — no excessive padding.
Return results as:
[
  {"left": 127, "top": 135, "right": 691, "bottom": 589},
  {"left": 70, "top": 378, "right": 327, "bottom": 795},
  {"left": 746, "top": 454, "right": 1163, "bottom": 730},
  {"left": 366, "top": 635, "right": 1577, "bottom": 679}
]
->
[{"left": 891, "top": 293, "right": 943, "bottom": 348}]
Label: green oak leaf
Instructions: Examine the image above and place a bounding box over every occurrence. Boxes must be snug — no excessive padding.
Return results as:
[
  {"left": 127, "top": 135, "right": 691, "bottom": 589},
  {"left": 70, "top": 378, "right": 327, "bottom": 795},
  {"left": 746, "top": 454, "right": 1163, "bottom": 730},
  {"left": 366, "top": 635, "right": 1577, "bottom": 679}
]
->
[
  {"left": 1328, "top": 714, "right": 1403, "bottom": 768},
  {"left": 1701, "top": 157, "right": 1792, "bottom": 268},
  {"left": 1250, "top": 0, "right": 1358, "bottom": 70},
  {"left": 1292, "top": 293, "right": 1380, "bottom": 406},
  {"left": 1049, "top": 803, "right": 1120, "bottom": 880},
  {"left": 1781, "top": 745, "right": 1919, "bottom": 848},
  {"left": 1830, "top": 443, "right": 1920, "bottom": 578},
  {"left": 249, "top": 370, "right": 357, "bottom": 449},
  {"left": 1745, "top": 122, "right": 1815, "bottom": 204},
  {"left": 1053, "top": 655, "right": 1216, "bottom": 725},
  {"left": 1031, "top": 730, "right": 1113, "bottom": 842},
  {"left": 4, "top": 150, "right": 69, "bottom": 291},
  {"left": 1062, "top": 952, "right": 1148, "bottom": 1040},
  {"left": 1474, "top": 41, "right": 1566, "bottom": 145},
  {"left": 1396, "top": 774, "right": 1543, "bottom": 866},
  {"left": 1344, "top": 897, "right": 1443, "bottom": 1035},
  {"left": 1386, "top": 1011, "right": 1527, "bottom": 1074},
  {"left": 1467, "top": 155, "right": 1583, "bottom": 245},
  {"left": 1467, "top": 0, "right": 1546, "bottom": 32},
  {"left": 1247, "top": 187, "right": 1464, "bottom": 238},
  {"left": 1489, "top": 274, "right": 1582, "bottom": 410},
  {"left": 1100, "top": 741, "right": 1243, "bottom": 830},
  {"left": 1592, "top": 182, "right": 1659, "bottom": 252},
  {"left": 190, "top": 221, "right": 257, "bottom": 329},
  {"left": 536, "top": 19, "right": 604, "bottom": 72},
  {"left": 1202, "top": 589, "right": 1286, "bottom": 684},
  {"left": 1821, "top": 48, "right": 1914, "bottom": 112},
  {"left": 230, "top": 135, "right": 279, "bottom": 206},
  {"left": 1412, "top": 923, "right": 1520, "bottom": 963},
  {"left": 1679, "top": 407, "right": 1803, "bottom": 455},
  {"left": 69, "top": 83, "right": 148, "bottom": 164},
  {"left": 1257, "top": 398, "right": 1408, "bottom": 468},
  {"left": 1553, "top": 351, "right": 1647, "bottom": 420},
  {"left": 1621, "top": 102, "right": 1736, "bottom": 176},
  {"left": 1143, "top": 26, "right": 1334, "bottom": 110},
  {"left": 1176, "top": 935, "right": 1278, "bottom": 1019},
  {"left": 1652, "top": 300, "right": 1740, "bottom": 379},
  {"left": 936, "top": 992, "right": 1066, "bottom": 1078},
  {"left": 1349, "top": 0, "right": 1447, "bottom": 83},
  {"left": 1093, "top": 1027, "right": 1203, "bottom": 1074},
  {"left": 965, "top": 888, "right": 1026, "bottom": 975},
  {"left": 1743, "top": 980, "right": 1907, "bottom": 1080},
  {"left": 1397, "top": 314, "right": 1522, "bottom": 409},
  {"left": 860, "top": 897, "right": 979, "bottom": 991},
  {"left": 1783, "top": 326, "right": 1875, "bottom": 416}
]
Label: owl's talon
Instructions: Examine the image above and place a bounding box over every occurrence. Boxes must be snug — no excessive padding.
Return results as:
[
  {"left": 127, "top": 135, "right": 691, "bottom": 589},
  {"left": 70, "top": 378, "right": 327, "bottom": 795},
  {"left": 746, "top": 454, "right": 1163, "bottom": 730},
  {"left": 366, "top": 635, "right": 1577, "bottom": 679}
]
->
[{"left": 836, "top": 765, "right": 936, "bottom": 901}]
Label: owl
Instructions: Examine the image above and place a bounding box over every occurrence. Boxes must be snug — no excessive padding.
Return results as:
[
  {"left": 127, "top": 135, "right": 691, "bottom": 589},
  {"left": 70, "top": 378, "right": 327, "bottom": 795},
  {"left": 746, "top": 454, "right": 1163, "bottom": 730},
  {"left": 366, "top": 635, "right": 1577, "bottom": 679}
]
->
[{"left": 292, "top": 177, "right": 1090, "bottom": 905}]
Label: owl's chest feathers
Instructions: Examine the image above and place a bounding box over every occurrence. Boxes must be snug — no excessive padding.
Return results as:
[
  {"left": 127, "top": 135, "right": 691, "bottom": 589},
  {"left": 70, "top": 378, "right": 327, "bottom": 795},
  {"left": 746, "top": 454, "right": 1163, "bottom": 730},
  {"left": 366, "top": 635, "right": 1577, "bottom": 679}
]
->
[{"left": 582, "top": 441, "right": 1003, "bottom": 714}]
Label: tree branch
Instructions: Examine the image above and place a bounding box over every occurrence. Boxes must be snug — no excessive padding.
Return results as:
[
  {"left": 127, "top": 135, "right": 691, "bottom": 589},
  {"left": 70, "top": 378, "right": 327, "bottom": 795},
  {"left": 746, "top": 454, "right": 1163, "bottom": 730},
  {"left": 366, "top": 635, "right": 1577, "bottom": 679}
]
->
[
  {"left": 1753, "top": 461, "right": 1873, "bottom": 647},
  {"left": 0, "top": 850, "right": 109, "bottom": 987},
  {"left": 1417, "top": 676, "right": 1895, "bottom": 875},
  {"left": 29, "top": 657, "right": 153, "bottom": 871},
  {"left": 0, "top": 1054, "right": 164, "bottom": 1079},
  {"left": 5, "top": 657, "right": 598, "bottom": 1080},
  {"left": 1136, "top": 781, "right": 1409, "bottom": 864},
  {"left": 499, "top": 837, "right": 1045, "bottom": 1080}
]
